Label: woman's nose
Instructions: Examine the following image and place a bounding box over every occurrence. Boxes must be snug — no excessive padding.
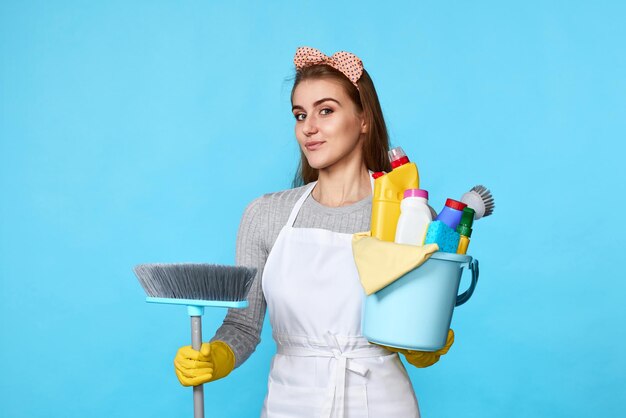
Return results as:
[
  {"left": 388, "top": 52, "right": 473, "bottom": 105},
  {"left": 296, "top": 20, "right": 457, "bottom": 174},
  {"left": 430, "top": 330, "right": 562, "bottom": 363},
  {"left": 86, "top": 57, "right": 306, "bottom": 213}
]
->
[{"left": 302, "top": 115, "right": 318, "bottom": 136}]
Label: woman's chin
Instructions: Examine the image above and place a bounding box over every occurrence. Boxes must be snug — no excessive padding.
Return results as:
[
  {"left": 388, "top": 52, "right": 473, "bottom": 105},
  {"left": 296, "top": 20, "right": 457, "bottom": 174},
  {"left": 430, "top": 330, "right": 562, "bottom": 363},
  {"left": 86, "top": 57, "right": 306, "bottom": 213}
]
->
[
  {"left": 304, "top": 156, "right": 329, "bottom": 170},
  {"left": 306, "top": 159, "right": 336, "bottom": 171}
]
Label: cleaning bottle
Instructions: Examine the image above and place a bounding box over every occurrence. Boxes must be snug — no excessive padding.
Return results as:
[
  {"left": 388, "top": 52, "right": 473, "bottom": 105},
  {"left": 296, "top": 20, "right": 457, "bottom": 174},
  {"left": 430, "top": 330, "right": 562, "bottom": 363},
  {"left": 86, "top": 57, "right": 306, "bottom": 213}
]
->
[
  {"left": 394, "top": 189, "right": 432, "bottom": 246},
  {"left": 370, "top": 147, "right": 419, "bottom": 242},
  {"left": 456, "top": 207, "right": 475, "bottom": 254},
  {"left": 435, "top": 198, "right": 467, "bottom": 230}
]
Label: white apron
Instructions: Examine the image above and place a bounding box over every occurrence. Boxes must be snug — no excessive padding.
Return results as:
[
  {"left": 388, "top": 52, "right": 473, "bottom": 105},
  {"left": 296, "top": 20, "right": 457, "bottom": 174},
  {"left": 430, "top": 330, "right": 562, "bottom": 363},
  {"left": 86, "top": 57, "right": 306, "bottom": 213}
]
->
[{"left": 261, "top": 179, "right": 420, "bottom": 418}]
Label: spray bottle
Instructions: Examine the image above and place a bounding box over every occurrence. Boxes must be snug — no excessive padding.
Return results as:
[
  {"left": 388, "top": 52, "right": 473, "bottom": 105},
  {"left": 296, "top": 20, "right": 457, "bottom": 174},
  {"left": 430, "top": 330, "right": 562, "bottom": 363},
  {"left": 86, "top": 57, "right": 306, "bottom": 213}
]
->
[{"left": 370, "top": 147, "right": 419, "bottom": 241}]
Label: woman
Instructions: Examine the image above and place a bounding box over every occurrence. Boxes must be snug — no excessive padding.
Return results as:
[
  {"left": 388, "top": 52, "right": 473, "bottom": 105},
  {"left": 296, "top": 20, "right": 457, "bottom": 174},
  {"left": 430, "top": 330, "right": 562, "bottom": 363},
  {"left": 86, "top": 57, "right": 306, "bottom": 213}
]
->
[{"left": 173, "top": 46, "right": 454, "bottom": 417}]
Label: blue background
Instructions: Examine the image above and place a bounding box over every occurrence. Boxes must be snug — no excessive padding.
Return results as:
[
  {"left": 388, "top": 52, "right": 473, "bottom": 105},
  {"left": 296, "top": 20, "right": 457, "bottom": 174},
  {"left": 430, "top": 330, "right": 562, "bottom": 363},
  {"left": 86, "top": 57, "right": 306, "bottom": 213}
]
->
[{"left": 1, "top": 1, "right": 624, "bottom": 417}]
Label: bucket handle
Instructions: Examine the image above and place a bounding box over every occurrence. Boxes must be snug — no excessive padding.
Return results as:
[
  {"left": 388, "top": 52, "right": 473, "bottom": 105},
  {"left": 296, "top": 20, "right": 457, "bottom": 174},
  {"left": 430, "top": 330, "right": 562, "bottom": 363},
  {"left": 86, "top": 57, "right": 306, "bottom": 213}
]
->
[{"left": 455, "top": 259, "right": 479, "bottom": 306}]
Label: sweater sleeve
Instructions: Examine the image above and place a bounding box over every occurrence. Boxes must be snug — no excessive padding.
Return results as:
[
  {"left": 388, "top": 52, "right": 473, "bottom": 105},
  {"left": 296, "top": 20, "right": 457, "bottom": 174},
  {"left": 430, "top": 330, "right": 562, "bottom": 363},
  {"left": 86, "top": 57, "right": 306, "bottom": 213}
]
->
[{"left": 210, "top": 195, "right": 269, "bottom": 368}]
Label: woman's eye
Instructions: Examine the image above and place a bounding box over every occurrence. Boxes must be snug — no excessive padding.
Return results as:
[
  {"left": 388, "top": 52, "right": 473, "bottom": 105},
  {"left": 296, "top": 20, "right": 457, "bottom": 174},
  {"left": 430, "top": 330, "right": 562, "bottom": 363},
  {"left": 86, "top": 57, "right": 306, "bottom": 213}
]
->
[
  {"left": 320, "top": 108, "right": 333, "bottom": 115},
  {"left": 294, "top": 113, "right": 306, "bottom": 121}
]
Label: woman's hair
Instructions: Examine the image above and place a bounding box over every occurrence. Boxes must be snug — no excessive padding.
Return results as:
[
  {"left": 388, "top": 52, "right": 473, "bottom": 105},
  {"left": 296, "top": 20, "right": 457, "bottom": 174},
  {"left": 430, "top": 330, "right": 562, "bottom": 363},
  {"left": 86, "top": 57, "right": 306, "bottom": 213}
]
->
[{"left": 290, "top": 64, "right": 391, "bottom": 187}]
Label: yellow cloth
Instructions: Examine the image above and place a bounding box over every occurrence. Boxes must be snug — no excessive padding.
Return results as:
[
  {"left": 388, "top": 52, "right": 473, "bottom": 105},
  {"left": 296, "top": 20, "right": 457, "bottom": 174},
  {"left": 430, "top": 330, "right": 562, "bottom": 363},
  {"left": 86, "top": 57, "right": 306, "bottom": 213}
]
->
[
  {"left": 173, "top": 340, "right": 235, "bottom": 387},
  {"left": 351, "top": 231, "right": 439, "bottom": 295},
  {"left": 377, "top": 329, "right": 455, "bottom": 368}
]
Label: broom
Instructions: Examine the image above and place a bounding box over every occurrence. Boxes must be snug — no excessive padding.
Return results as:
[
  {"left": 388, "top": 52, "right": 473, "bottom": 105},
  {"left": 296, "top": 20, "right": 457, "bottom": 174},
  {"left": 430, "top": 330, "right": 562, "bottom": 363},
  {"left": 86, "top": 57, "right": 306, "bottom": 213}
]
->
[{"left": 133, "top": 263, "right": 256, "bottom": 418}]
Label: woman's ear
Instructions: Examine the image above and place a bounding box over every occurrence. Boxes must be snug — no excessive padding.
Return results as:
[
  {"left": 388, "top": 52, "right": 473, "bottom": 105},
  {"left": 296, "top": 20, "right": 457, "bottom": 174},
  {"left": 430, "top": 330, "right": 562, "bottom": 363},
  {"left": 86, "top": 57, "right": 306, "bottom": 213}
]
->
[{"left": 360, "top": 117, "right": 368, "bottom": 134}]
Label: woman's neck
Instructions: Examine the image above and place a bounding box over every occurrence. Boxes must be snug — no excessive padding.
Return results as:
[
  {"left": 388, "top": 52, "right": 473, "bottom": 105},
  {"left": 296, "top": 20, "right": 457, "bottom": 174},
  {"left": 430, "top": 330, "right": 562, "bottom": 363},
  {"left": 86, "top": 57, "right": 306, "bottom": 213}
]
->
[{"left": 311, "top": 162, "right": 372, "bottom": 208}]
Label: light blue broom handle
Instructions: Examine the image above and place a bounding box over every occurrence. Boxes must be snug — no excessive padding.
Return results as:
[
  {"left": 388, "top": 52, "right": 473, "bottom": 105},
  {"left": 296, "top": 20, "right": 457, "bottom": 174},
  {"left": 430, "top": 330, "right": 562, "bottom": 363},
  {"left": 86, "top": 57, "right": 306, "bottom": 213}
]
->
[{"left": 191, "top": 316, "right": 205, "bottom": 418}]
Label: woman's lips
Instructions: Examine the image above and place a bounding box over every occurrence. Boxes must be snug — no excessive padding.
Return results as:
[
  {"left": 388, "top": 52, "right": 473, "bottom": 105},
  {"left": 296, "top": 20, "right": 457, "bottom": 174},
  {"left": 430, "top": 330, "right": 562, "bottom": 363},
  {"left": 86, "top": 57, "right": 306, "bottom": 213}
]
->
[{"left": 305, "top": 141, "right": 325, "bottom": 151}]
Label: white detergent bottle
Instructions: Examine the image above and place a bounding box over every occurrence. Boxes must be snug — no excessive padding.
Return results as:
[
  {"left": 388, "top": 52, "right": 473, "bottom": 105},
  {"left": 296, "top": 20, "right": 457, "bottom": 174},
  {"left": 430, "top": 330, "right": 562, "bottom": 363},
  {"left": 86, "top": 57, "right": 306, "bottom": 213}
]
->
[{"left": 394, "top": 189, "right": 432, "bottom": 246}]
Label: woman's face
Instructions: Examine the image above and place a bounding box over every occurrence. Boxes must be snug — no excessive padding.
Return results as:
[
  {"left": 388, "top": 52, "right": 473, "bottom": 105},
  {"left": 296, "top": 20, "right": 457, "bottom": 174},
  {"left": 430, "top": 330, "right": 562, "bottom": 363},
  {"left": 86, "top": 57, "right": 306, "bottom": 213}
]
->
[{"left": 292, "top": 78, "right": 367, "bottom": 170}]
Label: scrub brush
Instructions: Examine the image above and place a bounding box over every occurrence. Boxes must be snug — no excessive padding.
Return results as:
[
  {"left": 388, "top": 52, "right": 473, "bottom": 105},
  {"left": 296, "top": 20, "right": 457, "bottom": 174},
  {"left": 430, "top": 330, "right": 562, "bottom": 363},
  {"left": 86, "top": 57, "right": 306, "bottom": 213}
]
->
[
  {"left": 460, "top": 185, "right": 495, "bottom": 220},
  {"left": 133, "top": 263, "right": 256, "bottom": 418}
]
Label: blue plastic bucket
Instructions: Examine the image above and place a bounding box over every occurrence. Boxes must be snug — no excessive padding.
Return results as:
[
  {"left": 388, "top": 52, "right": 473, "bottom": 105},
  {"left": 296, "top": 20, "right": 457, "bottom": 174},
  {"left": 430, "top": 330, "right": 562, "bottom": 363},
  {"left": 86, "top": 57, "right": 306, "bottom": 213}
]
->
[{"left": 361, "top": 252, "right": 479, "bottom": 351}]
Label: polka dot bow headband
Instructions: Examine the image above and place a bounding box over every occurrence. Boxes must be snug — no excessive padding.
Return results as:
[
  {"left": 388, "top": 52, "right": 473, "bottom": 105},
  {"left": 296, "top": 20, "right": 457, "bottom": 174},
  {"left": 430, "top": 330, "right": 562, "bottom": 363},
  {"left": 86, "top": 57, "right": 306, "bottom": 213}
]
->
[{"left": 293, "top": 46, "right": 364, "bottom": 89}]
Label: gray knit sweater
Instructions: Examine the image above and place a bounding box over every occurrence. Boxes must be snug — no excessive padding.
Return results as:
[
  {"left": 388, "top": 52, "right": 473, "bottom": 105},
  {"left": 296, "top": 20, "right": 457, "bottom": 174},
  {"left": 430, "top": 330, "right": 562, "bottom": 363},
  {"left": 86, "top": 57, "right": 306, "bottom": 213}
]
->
[{"left": 211, "top": 184, "right": 373, "bottom": 368}]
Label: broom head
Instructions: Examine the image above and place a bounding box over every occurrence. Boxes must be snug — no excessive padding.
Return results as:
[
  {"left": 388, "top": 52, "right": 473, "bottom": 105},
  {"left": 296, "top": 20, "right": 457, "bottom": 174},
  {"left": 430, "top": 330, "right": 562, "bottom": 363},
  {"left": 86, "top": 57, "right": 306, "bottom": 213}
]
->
[{"left": 133, "top": 263, "right": 256, "bottom": 305}]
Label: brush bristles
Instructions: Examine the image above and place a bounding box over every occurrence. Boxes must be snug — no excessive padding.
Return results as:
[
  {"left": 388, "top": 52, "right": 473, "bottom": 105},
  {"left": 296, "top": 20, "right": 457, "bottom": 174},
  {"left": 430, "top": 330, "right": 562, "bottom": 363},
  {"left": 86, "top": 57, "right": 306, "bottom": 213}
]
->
[
  {"left": 133, "top": 263, "right": 256, "bottom": 302},
  {"left": 470, "top": 185, "right": 495, "bottom": 217}
]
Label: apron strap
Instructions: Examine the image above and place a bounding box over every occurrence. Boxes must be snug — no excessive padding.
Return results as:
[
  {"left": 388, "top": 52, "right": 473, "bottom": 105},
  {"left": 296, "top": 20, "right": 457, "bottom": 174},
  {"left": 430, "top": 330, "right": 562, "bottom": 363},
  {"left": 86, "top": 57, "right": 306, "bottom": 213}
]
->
[
  {"left": 286, "top": 181, "right": 317, "bottom": 227},
  {"left": 286, "top": 170, "right": 375, "bottom": 228}
]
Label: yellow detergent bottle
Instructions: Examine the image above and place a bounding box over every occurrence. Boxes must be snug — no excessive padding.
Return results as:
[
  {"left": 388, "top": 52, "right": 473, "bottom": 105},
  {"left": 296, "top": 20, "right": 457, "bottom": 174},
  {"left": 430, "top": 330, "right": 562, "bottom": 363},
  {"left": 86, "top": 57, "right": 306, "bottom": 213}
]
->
[{"left": 370, "top": 147, "right": 420, "bottom": 241}]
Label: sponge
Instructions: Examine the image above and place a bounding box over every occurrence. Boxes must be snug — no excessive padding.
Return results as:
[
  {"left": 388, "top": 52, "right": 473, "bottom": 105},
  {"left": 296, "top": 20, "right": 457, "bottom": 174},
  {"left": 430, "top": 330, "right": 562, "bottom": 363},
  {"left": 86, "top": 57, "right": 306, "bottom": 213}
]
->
[{"left": 424, "top": 221, "right": 460, "bottom": 253}]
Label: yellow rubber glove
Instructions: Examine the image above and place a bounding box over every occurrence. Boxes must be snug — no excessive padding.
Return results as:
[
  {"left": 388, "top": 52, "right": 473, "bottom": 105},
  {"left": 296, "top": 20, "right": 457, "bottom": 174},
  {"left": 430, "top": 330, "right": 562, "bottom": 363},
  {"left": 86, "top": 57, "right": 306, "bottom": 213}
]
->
[
  {"left": 173, "top": 340, "right": 235, "bottom": 386},
  {"left": 376, "top": 329, "right": 455, "bottom": 368}
]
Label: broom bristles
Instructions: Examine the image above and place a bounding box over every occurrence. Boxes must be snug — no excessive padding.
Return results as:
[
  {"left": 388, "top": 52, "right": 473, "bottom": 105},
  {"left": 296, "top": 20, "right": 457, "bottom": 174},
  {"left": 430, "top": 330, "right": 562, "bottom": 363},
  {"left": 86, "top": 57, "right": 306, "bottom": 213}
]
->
[{"left": 133, "top": 263, "right": 256, "bottom": 302}]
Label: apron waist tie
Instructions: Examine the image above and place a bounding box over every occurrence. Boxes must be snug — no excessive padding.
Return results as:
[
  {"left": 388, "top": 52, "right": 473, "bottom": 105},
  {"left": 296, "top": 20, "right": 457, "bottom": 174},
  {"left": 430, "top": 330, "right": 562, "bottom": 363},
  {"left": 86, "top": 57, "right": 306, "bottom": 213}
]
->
[{"left": 276, "top": 332, "right": 392, "bottom": 418}]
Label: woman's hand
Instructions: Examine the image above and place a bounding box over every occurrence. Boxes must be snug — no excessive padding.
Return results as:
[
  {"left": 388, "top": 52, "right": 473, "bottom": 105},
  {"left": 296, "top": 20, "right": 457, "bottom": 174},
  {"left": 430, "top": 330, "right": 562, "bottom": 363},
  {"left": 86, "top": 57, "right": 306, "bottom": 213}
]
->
[
  {"left": 173, "top": 341, "right": 235, "bottom": 386},
  {"left": 375, "top": 329, "right": 455, "bottom": 368}
]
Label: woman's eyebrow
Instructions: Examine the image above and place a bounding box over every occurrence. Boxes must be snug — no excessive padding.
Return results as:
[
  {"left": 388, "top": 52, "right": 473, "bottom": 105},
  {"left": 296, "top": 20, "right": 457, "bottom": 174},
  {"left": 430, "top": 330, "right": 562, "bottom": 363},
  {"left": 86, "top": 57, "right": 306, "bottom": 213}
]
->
[{"left": 292, "top": 97, "right": 341, "bottom": 111}]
